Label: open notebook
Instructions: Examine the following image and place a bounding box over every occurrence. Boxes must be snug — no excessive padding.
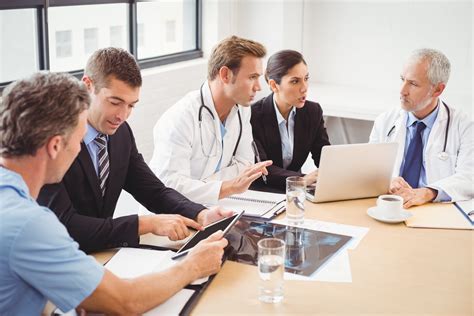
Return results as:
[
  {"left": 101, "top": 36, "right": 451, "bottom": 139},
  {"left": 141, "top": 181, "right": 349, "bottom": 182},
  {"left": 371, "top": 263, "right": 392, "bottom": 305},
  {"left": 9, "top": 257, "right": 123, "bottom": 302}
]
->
[{"left": 218, "top": 190, "right": 286, "bottom": 218}]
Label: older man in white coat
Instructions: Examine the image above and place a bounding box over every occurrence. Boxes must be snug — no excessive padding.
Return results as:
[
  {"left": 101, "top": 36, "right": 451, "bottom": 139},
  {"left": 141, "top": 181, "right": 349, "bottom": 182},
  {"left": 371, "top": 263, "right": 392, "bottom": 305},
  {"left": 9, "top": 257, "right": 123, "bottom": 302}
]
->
[
  {"left": 370, "top": 48, "right": 473, "bottom": 208},
  {"left": 150, "top": 36, "right": 272, "bottom": 205}
]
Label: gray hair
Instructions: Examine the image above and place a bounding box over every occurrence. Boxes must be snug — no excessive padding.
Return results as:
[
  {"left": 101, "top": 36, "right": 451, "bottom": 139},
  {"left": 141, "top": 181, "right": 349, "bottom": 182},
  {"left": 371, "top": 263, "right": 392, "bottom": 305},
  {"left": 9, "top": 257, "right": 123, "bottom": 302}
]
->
[
  {"left": 0, "top": 72, "right": 90, "bottom": 158},
  {"left": 408, "top": 48, "right": 451, "bottom": 85}
]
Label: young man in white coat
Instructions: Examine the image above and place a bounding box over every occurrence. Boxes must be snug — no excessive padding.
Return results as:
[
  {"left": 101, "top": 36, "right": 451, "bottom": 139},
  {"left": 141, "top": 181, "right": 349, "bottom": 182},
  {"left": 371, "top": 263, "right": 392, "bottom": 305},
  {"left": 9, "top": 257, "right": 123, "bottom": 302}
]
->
[
  {"left": 150, "top": 36, "right": 272, "bottom": 205},
  {"left": 370, "top": 48, "right": 473, "bottom": 208}
]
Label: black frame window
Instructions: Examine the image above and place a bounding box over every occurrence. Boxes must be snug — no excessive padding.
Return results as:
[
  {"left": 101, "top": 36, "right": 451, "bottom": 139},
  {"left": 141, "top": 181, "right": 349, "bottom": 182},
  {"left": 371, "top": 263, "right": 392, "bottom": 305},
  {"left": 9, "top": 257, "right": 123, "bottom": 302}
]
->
[{"left": 0, "top": 0, "right": 202, "bottom": 89}]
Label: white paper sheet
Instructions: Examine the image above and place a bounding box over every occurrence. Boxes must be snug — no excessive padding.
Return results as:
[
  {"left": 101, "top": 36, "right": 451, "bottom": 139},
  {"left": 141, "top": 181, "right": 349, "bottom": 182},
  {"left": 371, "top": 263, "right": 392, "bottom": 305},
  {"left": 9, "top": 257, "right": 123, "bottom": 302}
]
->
[
  {"left": 273, "top": 219, "right": 369, "bottom": 283},
  {"left": 144, "top": 288, "right": 195, "bottom": 316},
  {"left": 105, "top": 248, "right": 208, "bottom": 285}
]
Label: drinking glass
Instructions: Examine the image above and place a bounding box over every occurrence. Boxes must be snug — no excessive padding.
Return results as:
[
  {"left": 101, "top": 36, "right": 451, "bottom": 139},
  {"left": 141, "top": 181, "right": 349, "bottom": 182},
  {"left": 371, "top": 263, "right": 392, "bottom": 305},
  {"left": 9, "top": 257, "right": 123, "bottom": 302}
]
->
[
  {"left": 258, "top": 238, "right": 285, "bottom": 303},
  {"left": 286, "top": 176, "right": 306, "bottom": 225}
]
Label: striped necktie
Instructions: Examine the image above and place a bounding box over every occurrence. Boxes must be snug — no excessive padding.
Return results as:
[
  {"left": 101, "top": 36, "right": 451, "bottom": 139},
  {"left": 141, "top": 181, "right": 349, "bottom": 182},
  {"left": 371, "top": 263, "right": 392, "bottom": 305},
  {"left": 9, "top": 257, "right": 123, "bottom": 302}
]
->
[
  {"left": 94, "top": 134, "right": 110, "bottom": 196},
  {"left": 401, "top": 121, "right": 426, "bottom": 188}
]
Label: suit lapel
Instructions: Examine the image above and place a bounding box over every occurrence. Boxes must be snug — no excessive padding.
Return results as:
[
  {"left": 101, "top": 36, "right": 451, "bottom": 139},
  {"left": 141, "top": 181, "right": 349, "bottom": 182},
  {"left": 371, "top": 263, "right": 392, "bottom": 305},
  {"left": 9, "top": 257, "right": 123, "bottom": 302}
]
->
[
  {"left": 104, "top": 129, "right": 123, "bottom": 213},
  {"left": 77, "top": 142, "right": 103, "bottom": 207},
  {"left": 262, "top": 94, "right": 284, "bottom": 167}
]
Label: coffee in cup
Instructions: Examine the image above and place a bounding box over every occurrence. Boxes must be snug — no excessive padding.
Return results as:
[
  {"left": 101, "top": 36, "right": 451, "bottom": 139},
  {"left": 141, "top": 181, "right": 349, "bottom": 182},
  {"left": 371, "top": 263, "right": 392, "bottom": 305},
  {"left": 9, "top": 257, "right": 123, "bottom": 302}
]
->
[{"left": 376, "top": 195, "right": 404, "bottom": 219}]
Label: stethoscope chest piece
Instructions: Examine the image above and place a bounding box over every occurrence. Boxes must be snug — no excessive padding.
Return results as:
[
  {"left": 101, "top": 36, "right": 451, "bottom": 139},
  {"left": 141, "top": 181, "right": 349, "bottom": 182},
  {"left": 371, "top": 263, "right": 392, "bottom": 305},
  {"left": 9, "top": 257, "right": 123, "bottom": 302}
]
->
[{"left": 438, "top": 151, "right": 449, "bottom": 161}]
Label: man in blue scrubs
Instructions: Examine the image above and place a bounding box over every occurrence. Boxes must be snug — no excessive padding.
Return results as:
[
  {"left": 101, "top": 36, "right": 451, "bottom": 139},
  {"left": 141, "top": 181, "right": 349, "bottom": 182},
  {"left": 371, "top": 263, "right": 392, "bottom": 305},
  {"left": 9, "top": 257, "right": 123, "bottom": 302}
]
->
[{"left": 0, "top": 72, "right": 227, "bottom": 314}]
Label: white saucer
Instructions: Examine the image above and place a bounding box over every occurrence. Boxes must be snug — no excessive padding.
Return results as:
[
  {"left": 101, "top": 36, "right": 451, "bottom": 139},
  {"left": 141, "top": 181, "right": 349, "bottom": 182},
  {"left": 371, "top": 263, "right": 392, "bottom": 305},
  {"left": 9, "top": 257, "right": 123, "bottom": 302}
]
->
[{"left": 367, "top": 207, "right": 413, "bottom": 224}]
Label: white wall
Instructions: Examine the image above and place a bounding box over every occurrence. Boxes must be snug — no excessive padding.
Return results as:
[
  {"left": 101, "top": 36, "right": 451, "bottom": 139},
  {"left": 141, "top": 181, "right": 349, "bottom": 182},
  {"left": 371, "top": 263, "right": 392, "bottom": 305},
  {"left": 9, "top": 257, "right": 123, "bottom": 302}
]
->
[
  {"left": 303, "top": 0, "right": 472, "bottom": 117},
  {"left": 128, "top": 0, "right": 473, "bottom": 162},
  {"left": 126, "top": 59, "right": 207, "bottom": 162}
]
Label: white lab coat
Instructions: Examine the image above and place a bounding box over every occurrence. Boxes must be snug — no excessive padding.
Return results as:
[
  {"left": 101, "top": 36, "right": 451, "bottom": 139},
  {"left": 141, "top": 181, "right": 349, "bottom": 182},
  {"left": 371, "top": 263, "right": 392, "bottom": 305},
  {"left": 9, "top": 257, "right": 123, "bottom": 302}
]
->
[
  {"left": 369, "top": 100, "right": 474, "bottom": 202},
  {"left": 149, "top": 82, "right": 254, "bottom": 205}
]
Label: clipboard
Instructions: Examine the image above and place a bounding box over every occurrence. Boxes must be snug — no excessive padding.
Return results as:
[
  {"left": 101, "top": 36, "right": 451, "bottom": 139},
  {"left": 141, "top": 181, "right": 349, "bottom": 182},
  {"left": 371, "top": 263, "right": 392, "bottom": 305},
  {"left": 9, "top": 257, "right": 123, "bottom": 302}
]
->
[
  {"left": 404, "top": 202, "right": 474, "bottom": 230},
  {"left": 454, "top": 200, "right": 474, "bottom": 225}
]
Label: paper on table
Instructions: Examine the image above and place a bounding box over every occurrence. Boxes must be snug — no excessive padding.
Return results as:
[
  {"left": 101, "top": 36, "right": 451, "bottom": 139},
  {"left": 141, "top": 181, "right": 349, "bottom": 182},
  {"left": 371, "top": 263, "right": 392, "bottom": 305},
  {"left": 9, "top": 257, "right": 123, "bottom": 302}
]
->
[
  {"left": 273, "top": 219, "right": 369, "bottom": 283},
  {"left": 104, "top": 248, "right": 208, "bottom": 285},
  {"left": 58, "top": 288, "right": 196, "bottom": 316},
  {"left": 143, "top": 288, "right": 195, "bottom": 316}
]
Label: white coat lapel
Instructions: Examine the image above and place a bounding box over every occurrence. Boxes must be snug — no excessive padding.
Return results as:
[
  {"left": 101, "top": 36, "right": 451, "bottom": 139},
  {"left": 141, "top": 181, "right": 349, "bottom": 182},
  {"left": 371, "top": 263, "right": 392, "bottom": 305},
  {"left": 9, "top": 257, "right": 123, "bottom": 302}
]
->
[
  {"left": 220, "top": 106, "right": 239, "bottom": 168},
  {"left": 201, "top": 82, "right": 223, "bottom": 179},
  {"left": 425, "top": 101, "right": 448, "bottom": 154},
  {"left": 392, "top": 110, "right": 408, "bottom": 177}
]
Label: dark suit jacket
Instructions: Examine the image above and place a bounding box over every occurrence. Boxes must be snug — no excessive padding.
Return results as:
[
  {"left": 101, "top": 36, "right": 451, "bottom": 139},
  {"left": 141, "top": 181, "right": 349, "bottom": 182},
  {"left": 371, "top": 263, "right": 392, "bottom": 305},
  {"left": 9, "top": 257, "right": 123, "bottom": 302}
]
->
[
  {"left": 38, "top": 122, "right": 204, "bottom": 253},
  {"left": 250, "top": 94, "right": 330, "bottom": 191}
]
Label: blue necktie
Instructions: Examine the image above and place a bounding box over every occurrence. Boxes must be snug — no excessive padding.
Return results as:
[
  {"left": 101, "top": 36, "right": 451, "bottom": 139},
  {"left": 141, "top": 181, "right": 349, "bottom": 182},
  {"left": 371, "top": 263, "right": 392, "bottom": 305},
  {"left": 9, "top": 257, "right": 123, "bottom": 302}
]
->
[{"left": 401, "top": 121, "right": 426, "bottom": 188}]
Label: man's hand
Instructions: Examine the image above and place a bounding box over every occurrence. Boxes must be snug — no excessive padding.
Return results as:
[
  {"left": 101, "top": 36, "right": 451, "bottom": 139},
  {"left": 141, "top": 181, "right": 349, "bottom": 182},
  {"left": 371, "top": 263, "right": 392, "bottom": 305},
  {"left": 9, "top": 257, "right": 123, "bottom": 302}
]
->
[
  {"left": 183, "top": 230, "right": 228, "bottom": 279},
  {"left": 303, "top": 169, "right": 319, "bottom": 185},
  {"left": 138, "top": 214, "right": 203, "bottom": 241},
  {"left": 389, "top": 177, "right": 437, "bottom": 208},
  {"left": 219, "top": 160, "right": 273, "bottom": 199},
  {"left": 196, "top": 206, "right": 234, "bottom": 226}
]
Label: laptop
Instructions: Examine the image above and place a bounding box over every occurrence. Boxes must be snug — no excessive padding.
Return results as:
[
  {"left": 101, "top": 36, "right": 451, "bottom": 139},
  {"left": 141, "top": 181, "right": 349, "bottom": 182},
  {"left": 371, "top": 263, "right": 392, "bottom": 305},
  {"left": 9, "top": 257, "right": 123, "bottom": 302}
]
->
[{"left": 306, "top": 142, "right": 399, "bottom": 203}]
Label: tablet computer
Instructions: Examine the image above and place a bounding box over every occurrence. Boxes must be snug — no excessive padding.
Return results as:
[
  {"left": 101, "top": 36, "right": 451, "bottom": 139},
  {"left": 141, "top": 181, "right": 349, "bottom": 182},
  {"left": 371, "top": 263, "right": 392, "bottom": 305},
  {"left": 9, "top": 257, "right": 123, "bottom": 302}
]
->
[{"left": 172, "top": 212, "right": 243, "bottom": 260}]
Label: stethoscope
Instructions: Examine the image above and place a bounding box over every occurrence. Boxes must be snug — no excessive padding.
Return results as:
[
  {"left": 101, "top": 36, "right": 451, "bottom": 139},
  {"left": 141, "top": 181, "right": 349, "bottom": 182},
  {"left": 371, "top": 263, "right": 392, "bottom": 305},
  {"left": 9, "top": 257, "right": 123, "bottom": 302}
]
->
[
  {"left": 198, "top": 83, "right": 242, "bottom": 158},
  {"left": 386, "top": 101, "right": 451, "bottom": 161}
]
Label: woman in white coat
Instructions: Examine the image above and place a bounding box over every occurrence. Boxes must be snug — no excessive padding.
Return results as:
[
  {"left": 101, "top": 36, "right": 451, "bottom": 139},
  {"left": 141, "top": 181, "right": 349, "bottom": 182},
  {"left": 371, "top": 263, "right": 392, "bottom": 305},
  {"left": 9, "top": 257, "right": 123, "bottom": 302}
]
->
[{"left": 370, "top": 48, "right": 473, "bottom": 208}]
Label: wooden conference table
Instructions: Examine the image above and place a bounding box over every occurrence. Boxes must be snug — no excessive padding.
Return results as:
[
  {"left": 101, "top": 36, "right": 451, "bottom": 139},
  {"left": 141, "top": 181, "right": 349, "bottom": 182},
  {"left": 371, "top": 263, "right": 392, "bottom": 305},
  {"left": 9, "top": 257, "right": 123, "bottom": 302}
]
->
[{"left": 91, "top": 198, "right": 473, "bottom": 315}]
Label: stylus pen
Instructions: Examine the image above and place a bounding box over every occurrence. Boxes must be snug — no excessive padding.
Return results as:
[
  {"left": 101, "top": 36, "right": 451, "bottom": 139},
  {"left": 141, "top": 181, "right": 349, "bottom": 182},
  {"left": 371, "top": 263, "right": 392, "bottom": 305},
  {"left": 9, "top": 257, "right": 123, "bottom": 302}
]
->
[
  {"left": 251, "top": 140, "right": 268, "bottom": 184},
  {"left": 171, "top": 251, "right": 188, "bottom": 260}
]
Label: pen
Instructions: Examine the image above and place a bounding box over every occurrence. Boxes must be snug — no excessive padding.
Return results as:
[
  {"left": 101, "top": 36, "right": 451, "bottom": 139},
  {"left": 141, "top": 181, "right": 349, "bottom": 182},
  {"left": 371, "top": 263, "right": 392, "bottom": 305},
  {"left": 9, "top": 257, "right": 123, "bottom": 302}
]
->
[
  {"left": 273, "top": 207, "right": 285, "bottom": 217},
  {"left": 251, "top": 140, "right": 268, "bottom": 184},
  {"left": 171, "top": 251, "right": 188, "bottom": 260}
]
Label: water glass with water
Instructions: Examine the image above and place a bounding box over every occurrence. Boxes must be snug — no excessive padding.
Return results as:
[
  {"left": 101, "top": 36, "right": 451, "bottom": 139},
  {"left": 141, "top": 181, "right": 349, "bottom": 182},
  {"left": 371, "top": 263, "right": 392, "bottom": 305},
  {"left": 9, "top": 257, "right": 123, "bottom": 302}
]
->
[
  {"left": 286, "top": 176, "right": 306, "bottom": 225},
  {"left": 258, "top": 238, "right": 285, "bottom": 303}
]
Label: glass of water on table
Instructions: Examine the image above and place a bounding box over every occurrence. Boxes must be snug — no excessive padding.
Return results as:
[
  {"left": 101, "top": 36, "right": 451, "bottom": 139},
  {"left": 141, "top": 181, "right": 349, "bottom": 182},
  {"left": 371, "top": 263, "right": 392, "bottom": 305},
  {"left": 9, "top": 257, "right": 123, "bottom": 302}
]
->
[
  {"left": 286, "top": 176, "right": 306, "bottom": 225},
  {"left": 258, "top": 238, "right": 285, "bottom": 303}
]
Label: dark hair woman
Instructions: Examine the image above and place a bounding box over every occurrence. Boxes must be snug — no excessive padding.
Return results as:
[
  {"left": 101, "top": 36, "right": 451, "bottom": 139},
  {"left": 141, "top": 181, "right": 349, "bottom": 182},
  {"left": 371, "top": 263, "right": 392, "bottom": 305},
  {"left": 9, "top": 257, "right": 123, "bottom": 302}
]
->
[{"left": 250, "top": 50, "right": 330, "bottom": 191}]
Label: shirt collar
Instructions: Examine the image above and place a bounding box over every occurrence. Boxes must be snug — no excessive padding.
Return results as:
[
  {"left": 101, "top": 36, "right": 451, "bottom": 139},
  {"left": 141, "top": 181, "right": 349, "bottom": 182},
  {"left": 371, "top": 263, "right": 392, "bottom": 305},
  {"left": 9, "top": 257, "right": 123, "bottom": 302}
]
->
[
  {"left": 273, "top": 94, "right": 296, "bottom": 125},
  {"left": 84, "top": 123, "right": 100, "bottom": 146},
  {"left": 406, "top": 99, "right": 440, "bottom": 129},
  {"left": 0, "top": 166, "right": 32, "bottom": 200}
]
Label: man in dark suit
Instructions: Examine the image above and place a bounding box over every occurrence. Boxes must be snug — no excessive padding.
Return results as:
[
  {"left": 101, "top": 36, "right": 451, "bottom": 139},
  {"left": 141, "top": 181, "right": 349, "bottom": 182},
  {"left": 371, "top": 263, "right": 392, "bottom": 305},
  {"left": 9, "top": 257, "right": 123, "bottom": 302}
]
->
[{"left": 38, "top": 48, "right": 230, "bottom": 253}]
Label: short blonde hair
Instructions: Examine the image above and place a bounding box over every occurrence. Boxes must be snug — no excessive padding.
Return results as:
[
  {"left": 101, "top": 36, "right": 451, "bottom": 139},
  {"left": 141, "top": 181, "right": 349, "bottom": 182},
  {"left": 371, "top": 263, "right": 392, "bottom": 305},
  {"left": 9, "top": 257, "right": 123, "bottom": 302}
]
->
[{"left": 208, "top": 35, "right": 266, "bottom": 80}]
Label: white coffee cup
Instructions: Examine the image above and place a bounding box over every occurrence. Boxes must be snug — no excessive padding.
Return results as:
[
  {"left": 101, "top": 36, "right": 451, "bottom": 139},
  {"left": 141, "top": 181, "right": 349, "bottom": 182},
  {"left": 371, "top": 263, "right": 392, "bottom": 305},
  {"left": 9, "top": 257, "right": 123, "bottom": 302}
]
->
[{"left": 376, "top": 195, "right": 403, "bottom": 219}]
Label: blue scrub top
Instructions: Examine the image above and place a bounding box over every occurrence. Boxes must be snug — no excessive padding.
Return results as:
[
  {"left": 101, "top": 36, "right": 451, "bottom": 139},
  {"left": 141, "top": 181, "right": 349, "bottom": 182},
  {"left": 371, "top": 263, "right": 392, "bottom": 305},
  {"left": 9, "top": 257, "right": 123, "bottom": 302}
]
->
[{"left": 0, "top": 167, "right": 104, "bottom": 315}]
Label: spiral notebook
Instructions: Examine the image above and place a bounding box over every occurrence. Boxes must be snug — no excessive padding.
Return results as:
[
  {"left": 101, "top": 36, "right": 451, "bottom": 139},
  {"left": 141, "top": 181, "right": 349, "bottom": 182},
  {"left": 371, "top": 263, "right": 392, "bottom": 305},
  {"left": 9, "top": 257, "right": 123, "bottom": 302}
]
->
[{"left": 218, "top": 190, "right": 286, "bottom": 218}]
